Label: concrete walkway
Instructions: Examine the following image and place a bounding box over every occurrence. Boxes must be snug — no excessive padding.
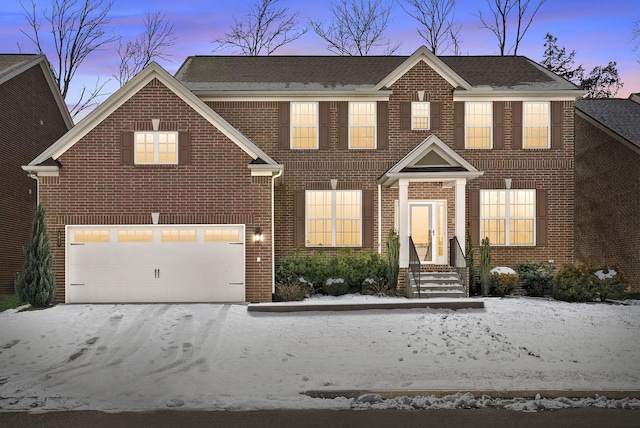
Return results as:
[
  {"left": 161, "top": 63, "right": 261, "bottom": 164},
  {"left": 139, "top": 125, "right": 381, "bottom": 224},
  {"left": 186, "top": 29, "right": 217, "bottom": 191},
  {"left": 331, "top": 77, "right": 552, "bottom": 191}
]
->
[{"left": 248, "top": 299, "right": 484, "bottom": 312}]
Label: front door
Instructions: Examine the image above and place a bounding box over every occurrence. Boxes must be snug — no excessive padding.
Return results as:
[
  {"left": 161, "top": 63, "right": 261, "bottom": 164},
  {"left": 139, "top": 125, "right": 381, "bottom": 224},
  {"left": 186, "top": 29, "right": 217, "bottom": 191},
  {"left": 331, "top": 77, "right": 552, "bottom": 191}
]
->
[{"left": 409, "top": 201, "right": 446, "bottom": 264}]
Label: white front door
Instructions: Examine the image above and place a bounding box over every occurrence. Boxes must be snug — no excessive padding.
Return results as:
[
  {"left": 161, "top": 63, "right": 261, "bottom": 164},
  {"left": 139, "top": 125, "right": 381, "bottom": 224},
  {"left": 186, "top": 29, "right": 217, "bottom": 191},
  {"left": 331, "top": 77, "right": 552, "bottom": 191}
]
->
[{"left": 409, "top": 201, "right": 447, "bottom": 264}]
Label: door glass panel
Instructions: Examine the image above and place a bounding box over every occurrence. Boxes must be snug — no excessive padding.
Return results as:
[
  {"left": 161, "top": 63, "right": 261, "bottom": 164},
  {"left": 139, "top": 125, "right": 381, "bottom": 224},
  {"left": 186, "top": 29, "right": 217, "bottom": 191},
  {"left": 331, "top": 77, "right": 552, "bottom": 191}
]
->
[{"left": 410, "top": 205, "right": 433, "bottom": 262}]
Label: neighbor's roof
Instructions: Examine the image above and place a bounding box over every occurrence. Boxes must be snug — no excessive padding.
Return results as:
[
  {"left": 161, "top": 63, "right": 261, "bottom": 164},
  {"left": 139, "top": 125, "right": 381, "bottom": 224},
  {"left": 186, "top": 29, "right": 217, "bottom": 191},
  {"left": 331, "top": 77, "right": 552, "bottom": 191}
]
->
[
  {"left": 0, "top": 54, "right": 41, "bottom": 82},
  {"left": 175, "top": 51, "right": 579, "bottom": 93},
  {"left": 576, "top": 96, "right": 640, "bottom": 150}
]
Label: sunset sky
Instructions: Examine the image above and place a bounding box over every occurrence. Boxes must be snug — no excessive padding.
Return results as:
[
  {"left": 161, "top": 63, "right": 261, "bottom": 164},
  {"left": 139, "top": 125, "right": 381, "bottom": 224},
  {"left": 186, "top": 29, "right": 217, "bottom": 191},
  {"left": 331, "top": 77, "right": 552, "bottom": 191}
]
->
[{"left": 1, "top": 0, "right": 638, "bottom": 115}]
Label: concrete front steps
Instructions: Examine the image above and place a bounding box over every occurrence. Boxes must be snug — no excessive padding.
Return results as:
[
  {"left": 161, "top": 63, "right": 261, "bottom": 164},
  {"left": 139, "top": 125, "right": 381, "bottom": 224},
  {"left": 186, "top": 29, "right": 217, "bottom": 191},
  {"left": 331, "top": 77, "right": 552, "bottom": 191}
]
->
[{"left": 406, "top": 271, "right": 467, "bottom": 298}]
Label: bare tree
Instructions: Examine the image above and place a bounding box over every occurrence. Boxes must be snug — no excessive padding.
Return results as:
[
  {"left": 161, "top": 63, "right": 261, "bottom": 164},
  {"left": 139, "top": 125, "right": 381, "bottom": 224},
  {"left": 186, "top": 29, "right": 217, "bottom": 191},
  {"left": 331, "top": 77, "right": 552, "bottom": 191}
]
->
[
  {"left": 213, "top": 0, "right": 307, "bottom": 55},
  {"left": 478, "top": 0, "right": 546, "bottom": 56},
  {"left": 310, "top": 0, "right": 401, "bottom": 56},
  {"left": 20, "top": 0, "right": 117, "bottom": 117},
  {"left": 401, "top": 0, "right": 461, "bottom": 55},
  {"left": 115, "top": 11, "right": 177, "bottom": 86},
  {"left": 631, "top": 19, "right": 640, "bottom": 66}
]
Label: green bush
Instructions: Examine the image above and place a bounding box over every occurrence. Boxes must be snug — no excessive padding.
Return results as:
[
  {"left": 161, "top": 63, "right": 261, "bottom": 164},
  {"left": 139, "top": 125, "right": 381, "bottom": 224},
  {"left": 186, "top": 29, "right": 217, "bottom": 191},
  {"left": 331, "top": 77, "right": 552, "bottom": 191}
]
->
[
  {"left": 517, "top": 261, "right": 554, "bottom": 297},
  {"left": 362, "top": 277, "right": 390, "bottom": 296},
  {"left": 323, "top": 278, "right": 349, "bottom": 296},
  {"left": 386, "top": 229, "right": 400, "bottom": 290},
  {"left": 593, "top": 267, "right": 627, "bottom": 301},
  {"left": 490, "top": 270, "right": 519, "bottom": 297},
  {"left": 275, "top": 281, "right": 313, "bottom": 301},
  {"left": 552, "top": 263, "right": 596, "bottom": 302},
  {"left": 480, "top": 237, "right": 491, "bottom": 297},
  {"left": 276, "top": 250, "right": 329, "bottom": 293}
]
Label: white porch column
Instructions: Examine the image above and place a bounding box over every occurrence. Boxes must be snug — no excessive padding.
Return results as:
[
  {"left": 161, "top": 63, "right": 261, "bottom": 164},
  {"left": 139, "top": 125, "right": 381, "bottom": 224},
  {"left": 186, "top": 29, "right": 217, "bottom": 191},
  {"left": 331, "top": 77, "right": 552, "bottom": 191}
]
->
[
  {"left": 455, "top": 178, "right": 466, "bottom": 255},
  {"left": 398, "top": 179, "right": 409, "bottom": 268}
]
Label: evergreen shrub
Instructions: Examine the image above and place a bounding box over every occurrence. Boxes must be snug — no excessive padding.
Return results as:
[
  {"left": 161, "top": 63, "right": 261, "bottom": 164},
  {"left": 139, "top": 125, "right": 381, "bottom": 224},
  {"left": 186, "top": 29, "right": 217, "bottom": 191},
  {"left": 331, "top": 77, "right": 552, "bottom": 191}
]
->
[
  {"left": 517, "top": 261, "right": 554, "bottom": 296},
  {"left": 552, "top": 263, "right": 596, "bottom": 302}
]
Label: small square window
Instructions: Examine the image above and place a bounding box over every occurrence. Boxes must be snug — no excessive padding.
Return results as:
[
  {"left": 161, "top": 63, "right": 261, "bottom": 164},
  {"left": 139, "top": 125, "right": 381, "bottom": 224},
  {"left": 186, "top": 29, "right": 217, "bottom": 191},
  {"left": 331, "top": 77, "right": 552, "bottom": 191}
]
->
[{"left": 135, "top": 132, "right": 178, "bottom": 164}]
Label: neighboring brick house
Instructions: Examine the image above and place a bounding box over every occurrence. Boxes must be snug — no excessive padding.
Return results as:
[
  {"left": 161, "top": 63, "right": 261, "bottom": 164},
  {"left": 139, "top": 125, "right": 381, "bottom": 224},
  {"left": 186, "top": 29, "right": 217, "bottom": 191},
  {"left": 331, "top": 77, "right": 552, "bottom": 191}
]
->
[
  {"left": 0, "top": 54, "right": 72, "bottom": 295},
  {"left": 24, "top": 46, "right": 584, "bottom": 303},
  {"left": 575, "top": 95, "right": 640, "bottom": 291}
]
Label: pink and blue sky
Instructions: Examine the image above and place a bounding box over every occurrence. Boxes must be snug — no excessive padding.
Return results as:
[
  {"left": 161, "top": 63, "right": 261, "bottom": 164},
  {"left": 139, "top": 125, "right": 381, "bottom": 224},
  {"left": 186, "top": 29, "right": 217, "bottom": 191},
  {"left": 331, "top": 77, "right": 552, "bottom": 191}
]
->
[{"left": 1, "top": 0, "right": 639, "bottom": 110}]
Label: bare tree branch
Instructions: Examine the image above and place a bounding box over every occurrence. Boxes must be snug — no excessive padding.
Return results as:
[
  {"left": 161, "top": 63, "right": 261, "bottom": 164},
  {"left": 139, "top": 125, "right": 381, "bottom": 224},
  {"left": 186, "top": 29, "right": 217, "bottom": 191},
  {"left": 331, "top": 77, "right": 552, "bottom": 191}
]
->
[
  {"left": 310, "top": 0, "right": 401, "bottom": 56},
  {"left": 115, "top": 11, "right": 177, "bottom": 86},
  {"left": 401, "top": 0, "right": 459, "bottom": 55},
  {"left": 213, "top": 0, "right": 307, "bottom": 55},
  {"left": 20, "top": 0, "right": 117, "bottom": 117}
]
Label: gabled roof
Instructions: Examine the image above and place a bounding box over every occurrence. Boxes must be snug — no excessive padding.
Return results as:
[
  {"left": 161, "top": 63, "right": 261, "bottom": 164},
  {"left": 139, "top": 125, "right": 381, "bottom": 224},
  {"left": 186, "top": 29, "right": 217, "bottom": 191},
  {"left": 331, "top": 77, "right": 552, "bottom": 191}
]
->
[
  {"left": 26, "top": 62, "right": 281, "bottom": 172},
  {"left": 175, "top": 46, "right": 580, "bottom": 95},
  {"left": 378, "top": 135, "right": 483, "bottom": 187},
  {"left": 0, "top": 54, "right": 73, "bottom": 129},
  {"left": 576, "top": 95, "right": 640, "bottom": 152}
]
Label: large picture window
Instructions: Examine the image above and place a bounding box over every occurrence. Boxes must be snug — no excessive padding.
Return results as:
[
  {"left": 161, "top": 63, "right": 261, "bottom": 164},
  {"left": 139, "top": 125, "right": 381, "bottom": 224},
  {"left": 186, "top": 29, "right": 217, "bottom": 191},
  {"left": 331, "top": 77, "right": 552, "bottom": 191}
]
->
[
  {"left": 291, "top": 102, "right": 318, "bottom": 149},
  {"left": 349, "top": 102, "right": 376, "bottom": 149},
  {"left": 306, "top": 190, "right": 362, "bottom": 246},
  {"left": 480, "top": 189, "right": 535, "bottom": 245},
  {"left": 523, "top": 102, "right": 550, "bottom": 148},
  {"left": 465, "top": 102, "right": 492, "bottom": 149},
  {"left": 135, "top": 132, "right": 178, "bottom": 164}
]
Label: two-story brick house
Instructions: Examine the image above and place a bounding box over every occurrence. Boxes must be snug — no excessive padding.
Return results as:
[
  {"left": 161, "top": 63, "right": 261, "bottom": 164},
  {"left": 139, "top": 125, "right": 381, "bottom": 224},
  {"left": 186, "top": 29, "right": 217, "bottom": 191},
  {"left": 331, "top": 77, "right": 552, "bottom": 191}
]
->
[
  {"left": 23, "top": 46, "right": 583, "bottom": 303},
  {"left": 1, "top": 54, "right": 72, "bottom": 295}
]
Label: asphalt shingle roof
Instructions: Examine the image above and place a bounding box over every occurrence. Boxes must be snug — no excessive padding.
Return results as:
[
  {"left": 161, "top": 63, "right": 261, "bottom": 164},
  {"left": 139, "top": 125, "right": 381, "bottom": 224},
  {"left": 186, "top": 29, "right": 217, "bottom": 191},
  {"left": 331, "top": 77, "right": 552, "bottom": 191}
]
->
[
  {"left": 0, "top": 54, "right": 41, "bottom": 81},
  {"left": 576, "top": 97, "right": 640, "bottom": 149},
  {"left": 175, "top": 54, "right": 578, "bottom": 92}
]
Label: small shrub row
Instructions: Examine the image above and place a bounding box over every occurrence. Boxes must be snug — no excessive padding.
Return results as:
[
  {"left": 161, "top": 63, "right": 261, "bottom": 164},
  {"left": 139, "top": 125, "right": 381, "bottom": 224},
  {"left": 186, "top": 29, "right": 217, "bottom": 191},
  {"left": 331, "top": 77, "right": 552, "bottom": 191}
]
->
[{"left": 552, "top": 263, "right": 627, "bottom": 302}]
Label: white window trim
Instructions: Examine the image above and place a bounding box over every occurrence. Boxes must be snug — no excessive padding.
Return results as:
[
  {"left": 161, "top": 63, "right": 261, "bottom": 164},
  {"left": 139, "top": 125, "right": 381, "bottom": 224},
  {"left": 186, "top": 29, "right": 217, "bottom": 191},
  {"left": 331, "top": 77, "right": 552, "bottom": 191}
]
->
[
  {"left": 305, "top": 190, "right": 363, "bottom": 247},
  {"left": 523, "top": 101, "right": 551, "bottom": 149},
  {"left": 465, "top": 102, "right": 493, "bottom": 149},
  {"left": 348, "top": 102, "right": 377, "bottom": 149},
  {"left": 290, "top": 101, "right": 319, "bottom": 149},
  {"left": 134, "top": 131, "right": 179, "bottom": 165},
  {"left": 480, "top": 189, "right": 536, "bottom": 246},
  {"left": 411, "top": 101, "right": 431, "bottom": 130}
]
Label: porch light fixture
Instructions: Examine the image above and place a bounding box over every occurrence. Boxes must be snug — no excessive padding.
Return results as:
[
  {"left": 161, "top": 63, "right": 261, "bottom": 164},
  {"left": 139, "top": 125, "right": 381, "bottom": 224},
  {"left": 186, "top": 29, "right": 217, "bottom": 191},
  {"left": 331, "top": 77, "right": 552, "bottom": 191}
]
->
[
  {"left": 504, "top": 178, "right": 512, "bottom": 190},
  {"left": 417, "top": 90, "right": 425, "bottom": 102},
  {"left": 151, "top": 212, "right": 160, "bottom": 225},
  {"left": 152, "top": 118, "right": 160, "bottom": 131},
  {"left": 254, "top": 227, "right": 263, "bottom": 243}
]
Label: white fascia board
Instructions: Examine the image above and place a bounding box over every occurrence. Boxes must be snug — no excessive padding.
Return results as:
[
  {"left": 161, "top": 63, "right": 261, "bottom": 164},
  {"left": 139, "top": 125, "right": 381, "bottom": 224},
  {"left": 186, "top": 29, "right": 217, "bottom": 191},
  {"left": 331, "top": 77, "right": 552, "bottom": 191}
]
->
[
  {"left": 21, "top": 164, "right": 59, "bottom": 176},
  {"left": 453, "top": 89, "right": 586, "bottom": 102},
  {"left": 379, "top": 171, "right": 484, "bottom": 187},
  {"left": 248, "top": 163, "right": 285, "bottom": 176},
  {"left": 389, "top": 135, "right": 480, "bottom": 174},
  {"left": 197, "top": 91, "right": 392, "bottom": 102}
]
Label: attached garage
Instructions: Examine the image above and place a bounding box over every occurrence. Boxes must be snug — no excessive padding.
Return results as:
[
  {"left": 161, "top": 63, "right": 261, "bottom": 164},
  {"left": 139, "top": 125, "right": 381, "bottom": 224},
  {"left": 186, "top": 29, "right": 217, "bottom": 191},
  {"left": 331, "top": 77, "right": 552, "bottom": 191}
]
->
[{"left": 66, "top": 225, "right": 245, "bottom": 303}]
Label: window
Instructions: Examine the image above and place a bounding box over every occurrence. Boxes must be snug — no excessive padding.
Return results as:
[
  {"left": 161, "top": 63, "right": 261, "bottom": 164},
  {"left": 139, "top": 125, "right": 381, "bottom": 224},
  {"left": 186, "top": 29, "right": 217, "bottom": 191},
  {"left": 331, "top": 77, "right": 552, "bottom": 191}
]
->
[
  {"left": 480, "top": 189, "right": 535, "bottom": 246},
  {"left": 306, "top": 190, "right": 362, "bottom": 246},
  {"left": 205, "top": 228, "right": 241, "bottom": 242},
  {"left": 74, "top": 229, "right": 109, "bottom": 242},
  {"left": 118, "top": 230, "right": 153, "bottom": 242},
  {"left": 465, "top": 102, "right": 492, "bottom": 148},
  {"left": 411, "top": 102, "right": 430, "bottom": 130},
  {"left": 349, "top": 102, "right": 376, "bottom": 149},
  {"left": 135, "top": 132, "right": 178, "bottom": 164},
  {"left": 291, "top": 102, "right": 318, "bottom": 149},
  {"left": 523, "top": 102, "right": 550, "bottom": 148},
  {"left": 162, "top": 229, "right": 196, "bottom": 242}
]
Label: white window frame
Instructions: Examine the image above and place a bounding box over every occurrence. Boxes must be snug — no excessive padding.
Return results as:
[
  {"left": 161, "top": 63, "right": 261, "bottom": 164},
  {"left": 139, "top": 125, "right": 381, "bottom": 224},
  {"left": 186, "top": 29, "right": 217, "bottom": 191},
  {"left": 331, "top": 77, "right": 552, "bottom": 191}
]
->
[
  {"left": 134, "top": 131, "right": 178, "bottom": 165},
  {"left": 480, "top": 189, "right": 536, "bottom": 246},
  {"left": 411, "top": 101, "right": 431, "bottom": 130},
  {"left": 290, "top": 102, "right": 319, "bottom": 149},
  {"left": 349, "top": 102, "right": 377, "bottom": 149},
  {"left": 523, "top": 101, "right": 551, "bottom": 149},
  {"left": 305, "top": 190, "right": 362, "bottom": 247},
  {"left": 465, "top": 102, "right": 492, "bottom": 149}
]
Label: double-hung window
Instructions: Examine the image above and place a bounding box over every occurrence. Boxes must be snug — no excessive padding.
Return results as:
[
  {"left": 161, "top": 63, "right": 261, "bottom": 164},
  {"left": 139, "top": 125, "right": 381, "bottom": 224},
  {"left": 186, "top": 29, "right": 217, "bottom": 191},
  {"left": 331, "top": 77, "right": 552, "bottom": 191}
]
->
[
  {"left": 465, "top": 102, "right": 492, "bottom": 149},
  {"left": 480, "top": 189, "right": 536, "bottom": 245},
  {"left": 349, "top": 102, "right": 376, "bottom": 149},
  {"left": 523, "top": 102, "right": 550, "bottom": 148},
  {"left": 411, "top": 102, "right": 430, "bottom": 130},
  {"left": 291, "top": 102, "right": 319, "bottom": 149},
  {"left": 135, "top": 132, "right": 178, "bottom": 164},
  {"left": 306, "top": 190, "right": 362, "bottom": 246}
]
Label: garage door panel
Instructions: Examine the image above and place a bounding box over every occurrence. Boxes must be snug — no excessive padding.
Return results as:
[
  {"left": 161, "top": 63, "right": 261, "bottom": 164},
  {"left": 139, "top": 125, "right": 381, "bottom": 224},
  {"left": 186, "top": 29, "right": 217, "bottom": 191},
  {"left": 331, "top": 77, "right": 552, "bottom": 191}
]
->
[{"left": 66, "top": 225, "right": 246, "bottom": 303}]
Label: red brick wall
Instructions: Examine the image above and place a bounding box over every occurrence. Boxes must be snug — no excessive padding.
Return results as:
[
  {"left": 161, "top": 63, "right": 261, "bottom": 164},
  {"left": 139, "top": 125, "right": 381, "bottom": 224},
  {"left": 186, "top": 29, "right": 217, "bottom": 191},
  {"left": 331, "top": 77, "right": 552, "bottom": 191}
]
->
[
  {"left": 0, "top": 62, "right": 69, "bottom": 295},
  {"left": 575, "top": 114, "right": 640, "bottom": 291},
  {"left": 211, "top": 61, "right": 576, "bottom": 275},
  {"left": 39, "top": 78, "right": 273, "bottom": 302}
]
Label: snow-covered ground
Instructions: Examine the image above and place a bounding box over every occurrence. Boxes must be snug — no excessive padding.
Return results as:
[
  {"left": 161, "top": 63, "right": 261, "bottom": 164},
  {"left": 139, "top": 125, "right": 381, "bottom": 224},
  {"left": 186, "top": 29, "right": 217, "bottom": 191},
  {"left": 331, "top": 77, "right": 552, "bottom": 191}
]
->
[{"left": 0, "top": 296, "right": 639, "bottom": 412}]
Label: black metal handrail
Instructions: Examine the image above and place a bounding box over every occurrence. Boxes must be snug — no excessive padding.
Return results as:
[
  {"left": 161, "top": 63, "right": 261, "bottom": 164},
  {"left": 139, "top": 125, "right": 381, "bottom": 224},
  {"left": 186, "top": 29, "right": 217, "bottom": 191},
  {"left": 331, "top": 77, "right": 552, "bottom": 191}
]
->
[
  {"left": 408, "top": 236, "right": 421, "bottom": 298},
  {"left": 449, "top": 236, "right": 466, "bottom": 268}
]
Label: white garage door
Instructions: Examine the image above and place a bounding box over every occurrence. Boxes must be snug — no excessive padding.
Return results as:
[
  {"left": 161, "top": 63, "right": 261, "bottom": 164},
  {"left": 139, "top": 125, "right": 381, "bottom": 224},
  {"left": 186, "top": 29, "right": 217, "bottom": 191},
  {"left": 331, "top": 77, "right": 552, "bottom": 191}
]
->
[{"left": 66, "top": 225, "right": 245, "bottom": 303}]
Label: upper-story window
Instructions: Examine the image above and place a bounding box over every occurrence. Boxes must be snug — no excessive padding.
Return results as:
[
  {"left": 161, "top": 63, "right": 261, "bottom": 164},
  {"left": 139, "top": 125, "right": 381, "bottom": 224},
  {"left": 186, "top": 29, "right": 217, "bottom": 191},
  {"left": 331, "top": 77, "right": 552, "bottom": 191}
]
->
[
  {"left": 349, "top": 102, "right": 376, "bottom": 149},
  {"left": 411, "top": 102, "right": 430, "bottom": 130},
  {"left": 481, "top": 189, "right": 536, "bottom": 246},
  {"left": 523, "top": 102, "right": 550, "bottom": 149},
  {"left": 135, "top": 132, "right": 178, "bottom": 164},
  {"left": 291, "top": 102, "right": 319, "bottom": 149},
  {"left": 465, "top": 102, "right": 492, "bottom": 149}
]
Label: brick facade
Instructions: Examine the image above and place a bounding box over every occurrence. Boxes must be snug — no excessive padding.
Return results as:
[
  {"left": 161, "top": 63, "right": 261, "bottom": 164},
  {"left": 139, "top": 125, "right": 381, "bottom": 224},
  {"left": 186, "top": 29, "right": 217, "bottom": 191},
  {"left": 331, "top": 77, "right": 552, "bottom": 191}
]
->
[
  {"left": 575, "top": 114, "right": 640, "bottom": 291},
  {"left": 0, "top": 60, "right": 69, "bottom": 295}
]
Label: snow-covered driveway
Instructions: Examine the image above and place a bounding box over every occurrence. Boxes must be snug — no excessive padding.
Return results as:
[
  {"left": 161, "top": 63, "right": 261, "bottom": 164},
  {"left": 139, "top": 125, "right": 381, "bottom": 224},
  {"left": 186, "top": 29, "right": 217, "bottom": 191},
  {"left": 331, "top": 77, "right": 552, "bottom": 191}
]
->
[{"left": 0, "top": 297, "right": 639, "bottom": 412}]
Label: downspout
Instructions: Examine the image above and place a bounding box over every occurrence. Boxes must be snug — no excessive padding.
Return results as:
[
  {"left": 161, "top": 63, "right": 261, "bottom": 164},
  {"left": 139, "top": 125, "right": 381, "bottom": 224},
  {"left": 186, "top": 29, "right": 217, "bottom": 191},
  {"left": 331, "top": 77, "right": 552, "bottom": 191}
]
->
[
  {"left": 377, "top": 184, "right": 382, "bottom": 254},
  {"left": 28, "top": 173, "right": 40, "bottom": 205},
  {"left": 271, "top": 168, "right": 283, "bottom": 294}
]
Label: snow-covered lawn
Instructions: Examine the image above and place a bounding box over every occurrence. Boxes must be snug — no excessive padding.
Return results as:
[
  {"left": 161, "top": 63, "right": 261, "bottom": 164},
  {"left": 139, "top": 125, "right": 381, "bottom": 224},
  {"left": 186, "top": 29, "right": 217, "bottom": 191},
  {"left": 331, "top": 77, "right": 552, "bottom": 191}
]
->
[{"left": 0, "top": 296, "right": 639, "bottom": 412}]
